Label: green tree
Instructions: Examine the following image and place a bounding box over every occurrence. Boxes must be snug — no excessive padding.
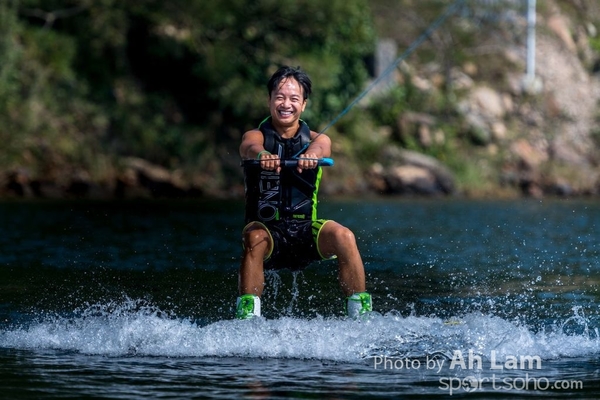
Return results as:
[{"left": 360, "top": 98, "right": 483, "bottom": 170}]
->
[{"left": 3, "top": 0, "right": 375, "bottom": 180}]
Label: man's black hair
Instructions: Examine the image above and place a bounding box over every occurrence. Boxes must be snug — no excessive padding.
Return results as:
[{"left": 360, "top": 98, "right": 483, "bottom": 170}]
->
[{"left": 267, "top": 66, "right": 312, "bottom": 100}]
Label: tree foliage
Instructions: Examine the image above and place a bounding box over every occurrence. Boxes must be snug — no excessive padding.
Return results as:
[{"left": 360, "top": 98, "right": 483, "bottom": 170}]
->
[{"left": 0, "top": 0, "right": 375, "bottom": 179}]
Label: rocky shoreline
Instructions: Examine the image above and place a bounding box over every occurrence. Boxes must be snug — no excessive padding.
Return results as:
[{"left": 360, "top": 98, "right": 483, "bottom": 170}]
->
[{"left": 2, "top": 147, "right": 598, "bottom": 201}]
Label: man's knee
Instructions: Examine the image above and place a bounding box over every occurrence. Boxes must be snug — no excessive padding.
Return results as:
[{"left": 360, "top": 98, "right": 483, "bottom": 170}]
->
[
  {"left": 243, "top": 224, "right": 271, "bottom": 249},
  {"left": 331, "top": 225, "right": 357, "bottom": 246},
  {"left": 322, "top": 223, "right": 358, "bottom": 251}
]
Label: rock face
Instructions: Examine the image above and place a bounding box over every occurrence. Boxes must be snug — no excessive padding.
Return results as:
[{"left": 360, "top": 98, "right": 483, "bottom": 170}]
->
[
  {"left": 367, "top": 0, "right": 600, "bottom": 198},
  {"left": 435, "top": 8, "right": 600, "bottom": 197}
]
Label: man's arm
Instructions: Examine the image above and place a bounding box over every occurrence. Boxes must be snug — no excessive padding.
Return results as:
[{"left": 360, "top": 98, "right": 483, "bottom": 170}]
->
[
  {"left": 240, "top": 129, "right": 281, "bottom": 172},
  {"left": 296, "top": 132, "right": 332, "bottom": 173},
  {"left": 304, "top": 131, "right": 331, "bottom": 158},
  {"left": 239, "top": 129, "right": 265, "bottom": 159}
]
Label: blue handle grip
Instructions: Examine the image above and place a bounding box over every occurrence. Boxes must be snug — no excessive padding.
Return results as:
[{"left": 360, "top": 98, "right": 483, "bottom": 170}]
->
[
  {"left": 282, "top": 158, "right": 334, "bottom": 167},
  {"left": 242, "top": 158, "right": 334, "bottom": 167}
]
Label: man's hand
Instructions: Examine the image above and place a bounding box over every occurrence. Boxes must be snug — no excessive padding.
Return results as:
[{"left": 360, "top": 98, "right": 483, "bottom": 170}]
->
[
  {"left": 258, "top": 152, "right": 281, "bottom": 174},
  {"left": 296, "top": 153, "right": 319, "bottom": 173}
]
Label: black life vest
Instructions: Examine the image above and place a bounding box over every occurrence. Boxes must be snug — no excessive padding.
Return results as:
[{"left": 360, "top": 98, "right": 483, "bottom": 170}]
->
[{"left": 243, "top": 117, "right": 322, "bottom": 224}]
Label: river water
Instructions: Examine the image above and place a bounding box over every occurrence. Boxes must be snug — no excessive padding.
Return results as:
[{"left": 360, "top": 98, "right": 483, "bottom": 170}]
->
[{"left": 0, "top": 198, "right": 599, "bottom": 398}]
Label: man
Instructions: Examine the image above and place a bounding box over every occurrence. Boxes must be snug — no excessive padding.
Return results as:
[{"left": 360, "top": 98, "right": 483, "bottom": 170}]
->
[{"left": 237, "top": 65, "right": 372, "bottom": 319}]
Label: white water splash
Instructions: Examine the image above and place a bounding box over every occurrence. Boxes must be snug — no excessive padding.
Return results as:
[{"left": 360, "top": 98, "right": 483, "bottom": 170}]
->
[{"left": 1, "top": 300, "right": 599, "bottom": 362}]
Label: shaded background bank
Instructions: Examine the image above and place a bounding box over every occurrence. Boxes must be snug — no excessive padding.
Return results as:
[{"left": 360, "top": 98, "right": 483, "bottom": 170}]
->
[{"left": 2, "top": 1, "right": 600, "bottom": 199}]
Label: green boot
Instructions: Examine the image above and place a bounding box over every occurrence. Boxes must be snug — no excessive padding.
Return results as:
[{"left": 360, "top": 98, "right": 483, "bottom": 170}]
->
[
  {"left": 236, "top": 294, "right": 261, "bottom": 319},
  {"left": 346, "top": 292, "right": 372, "bottom": 319}
]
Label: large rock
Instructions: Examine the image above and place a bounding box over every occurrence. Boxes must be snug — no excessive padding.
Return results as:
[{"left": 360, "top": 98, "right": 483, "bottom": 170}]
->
[
  {"left": 120, "top": 157, "right": 188, "bottom": 198},
  {"left": 368, "top": 147, "right": 455, "bottom": 195}
]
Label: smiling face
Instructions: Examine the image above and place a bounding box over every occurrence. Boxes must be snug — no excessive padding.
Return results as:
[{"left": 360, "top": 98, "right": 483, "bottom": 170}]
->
[{"left": 268, "top": 77, "right": 307, "bottom": 134}]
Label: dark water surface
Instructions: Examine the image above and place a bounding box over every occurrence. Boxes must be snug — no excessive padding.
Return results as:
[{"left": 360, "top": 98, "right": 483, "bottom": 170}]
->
[{"left": 1, "top": 198, "right": 599, "bottom": 398}]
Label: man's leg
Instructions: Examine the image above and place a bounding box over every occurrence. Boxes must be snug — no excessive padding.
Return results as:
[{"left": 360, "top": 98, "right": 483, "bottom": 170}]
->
[
  {"left": 318, "top": 221, "right": 372, "bottom": 318},
  {"left": 236, "top": 223, "right": 272, "bottom": 319},
  {"left": 317, "top": 221, "right": 366, "bottom": 296},
  {"left": 239, "top": 223, "right": 271, "bottom": 296}
]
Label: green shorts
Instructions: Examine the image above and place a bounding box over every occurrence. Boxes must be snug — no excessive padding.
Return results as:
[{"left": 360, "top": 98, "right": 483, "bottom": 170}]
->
[{"left": 242, "top": 219, "right": 335, "bottom": 271}]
